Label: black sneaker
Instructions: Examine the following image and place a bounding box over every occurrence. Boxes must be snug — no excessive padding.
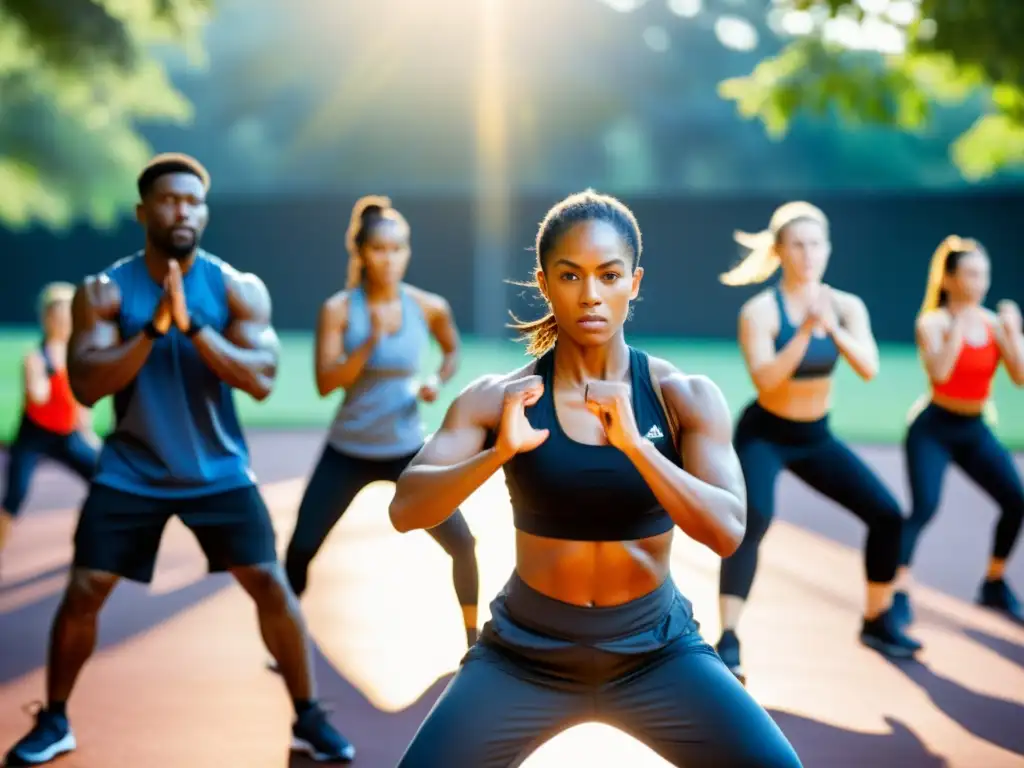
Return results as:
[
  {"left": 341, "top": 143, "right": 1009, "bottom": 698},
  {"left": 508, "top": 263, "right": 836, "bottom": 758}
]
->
[
  {"left": 977, "top": 579, "right": 1024, "bottom": 624},
  {"left": 891, "top": 590, "right": 914, "bottom": 629},
  {"left": 4, "top": 706, "right": 76, "bottom": 766},
  {"left": 860, "top": 609, "right": 922, "bottom": 658},
  {"left": 715, "top": 630, "right": 746, "bottom": 685},
  {"left": 291, "top": 704, "right": 355, "bottom": 763}
]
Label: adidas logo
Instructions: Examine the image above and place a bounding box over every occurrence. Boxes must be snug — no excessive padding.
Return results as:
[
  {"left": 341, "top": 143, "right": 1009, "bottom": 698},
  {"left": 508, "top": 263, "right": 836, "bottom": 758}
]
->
[{"left": 644, "top": 425, "right": 664, "bottom": 440}]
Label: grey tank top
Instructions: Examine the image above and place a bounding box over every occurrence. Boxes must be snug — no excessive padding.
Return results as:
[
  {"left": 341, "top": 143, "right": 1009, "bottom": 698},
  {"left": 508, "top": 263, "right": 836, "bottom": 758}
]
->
[{"left": 327, "top": 285, "right": 430, "bottom": 459}]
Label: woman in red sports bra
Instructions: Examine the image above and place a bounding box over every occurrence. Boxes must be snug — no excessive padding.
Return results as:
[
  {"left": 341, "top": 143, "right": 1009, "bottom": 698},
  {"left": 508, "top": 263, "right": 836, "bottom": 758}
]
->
[
  {"left": 0, "top": 283, "right": 100, "bottom": 564},
  {"left": 893, "top": 236, "right": 1024, "bottom": 628}
]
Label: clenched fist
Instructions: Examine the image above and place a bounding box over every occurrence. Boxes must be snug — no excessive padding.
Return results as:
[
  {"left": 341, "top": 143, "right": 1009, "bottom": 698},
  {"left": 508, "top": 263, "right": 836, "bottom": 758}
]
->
[
  {"left": 803, "top": 285, "right": 837, "bottom": 336},
  {"left": 997, "top": 299, "right": 1022, "bottom": 336},
  {"left": 495, "top": 375, "right": 549, "bottom": 458},
  {"left": 417, "top": 374, "right": 441, "bottom": 403},
  {"left": 584, "top": 380, "right": 641, "bottom": 452}
]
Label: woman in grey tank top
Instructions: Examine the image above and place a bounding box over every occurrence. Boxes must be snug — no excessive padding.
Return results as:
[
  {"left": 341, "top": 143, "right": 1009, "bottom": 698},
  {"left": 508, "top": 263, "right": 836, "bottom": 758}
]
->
[{"left": 283, "top": 196, "right": 480, "bottom": 648}]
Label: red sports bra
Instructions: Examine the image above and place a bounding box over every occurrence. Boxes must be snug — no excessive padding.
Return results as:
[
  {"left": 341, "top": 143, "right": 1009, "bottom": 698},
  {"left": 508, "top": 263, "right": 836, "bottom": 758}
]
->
[
  {"left": 24, "top": 346, "right": 79, "bottom": 435},
  {"left": 932, "top": 329, "right": 1000, "bottom": 402}
]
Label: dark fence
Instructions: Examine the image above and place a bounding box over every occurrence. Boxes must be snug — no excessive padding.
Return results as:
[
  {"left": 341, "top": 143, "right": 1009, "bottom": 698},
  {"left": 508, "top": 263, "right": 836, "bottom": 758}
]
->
[{"left": 2, "top": 189, "right": 1019, "bottom": 342}]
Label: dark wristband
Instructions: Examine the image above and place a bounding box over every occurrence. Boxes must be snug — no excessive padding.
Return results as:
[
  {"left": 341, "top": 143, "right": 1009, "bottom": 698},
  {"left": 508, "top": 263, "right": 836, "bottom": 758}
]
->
[
  {"left": 184, "top": 319, "right": 205, "bottom": 338},
  {"left": 143, "top": 321, "right": 165, "bottom": 340}
]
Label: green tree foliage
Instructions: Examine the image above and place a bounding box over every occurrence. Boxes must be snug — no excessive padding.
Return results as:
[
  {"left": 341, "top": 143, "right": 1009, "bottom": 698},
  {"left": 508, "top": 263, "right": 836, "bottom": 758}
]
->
[
  {"left": 0, "top": 0, "right": 211, "bottom": 229},
  {"left": 719, "top": 0, "right": 1024, "bottom": 180}
]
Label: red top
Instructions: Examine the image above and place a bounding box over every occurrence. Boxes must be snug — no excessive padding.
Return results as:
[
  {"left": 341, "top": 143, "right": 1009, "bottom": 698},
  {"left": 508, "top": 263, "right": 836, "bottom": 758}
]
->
[
  {"left": 24, "top": 349, "right": 79, "bottom": 435},
  {"left": 932, "top": 329, "right": 1000, "bottom": 402}
]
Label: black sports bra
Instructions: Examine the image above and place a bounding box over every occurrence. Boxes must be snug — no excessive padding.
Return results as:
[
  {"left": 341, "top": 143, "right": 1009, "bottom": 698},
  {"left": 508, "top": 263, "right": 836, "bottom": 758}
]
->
[
  {"left": 492, "top": 347, "right": 681, "bottom": 542},
  {"left": 773, "top": 288, "right": 839, "bottom": 380}
]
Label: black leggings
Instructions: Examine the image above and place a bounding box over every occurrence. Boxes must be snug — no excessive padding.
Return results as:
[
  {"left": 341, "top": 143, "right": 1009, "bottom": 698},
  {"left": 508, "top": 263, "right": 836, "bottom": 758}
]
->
[
  {"left": 284, "top": 444, "right": 478, "bottom": 609},
  {"left": 900, "top": 403, "right": 1024, "bottom": 568},
  {"left": 399, "top": 573, "right": 802, "bottom": 767},
  {"left": 2, "top": 416, "right": 97, "bottom": 516},
  {"left": 720, "top": 402, "right": 904, "bottom": 600}
]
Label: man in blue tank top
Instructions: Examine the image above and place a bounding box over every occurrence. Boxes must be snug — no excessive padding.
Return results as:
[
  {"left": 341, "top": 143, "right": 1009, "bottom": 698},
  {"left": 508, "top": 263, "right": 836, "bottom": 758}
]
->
[{"left": 4, "top": 154, "right": 355, "bottom": 766}]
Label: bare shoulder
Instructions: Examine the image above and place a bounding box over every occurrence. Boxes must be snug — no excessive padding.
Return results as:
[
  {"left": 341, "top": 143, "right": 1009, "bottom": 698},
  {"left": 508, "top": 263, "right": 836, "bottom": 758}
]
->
[
  {"left": 738, "top": 288, "right": 778, "bottom": 330},
  {"left": 404, "top": 284, "right": 452, "bottom": 320},
  {"left": 917, "top": 308, "right": 951, "bottom": 334},
  {"left": 650, "top": 357, "right": 730, "bottom": 434},
  {"left": 321, "top": 289, "right": 350, "bottom": 323},
  {"left": 449, "top": 360, "right": 538, "bottom": 428},
  {"left": 981, "top": 307, "right": 1001, "bottom": 326},
  {"left": 647, "top": 354, "right": 680, "bottom": 383},
  {"left": 222, "top": 266, "right": 271, "bottom": 321},
  {"left": 830, "top": 287, "right": 868, "bottom": 315},
  {"left": 739, "top": 288, "right": 774, "bottom": 318},
  {"left": 22, "top": 349, "right": 45, "bottom": 370}
]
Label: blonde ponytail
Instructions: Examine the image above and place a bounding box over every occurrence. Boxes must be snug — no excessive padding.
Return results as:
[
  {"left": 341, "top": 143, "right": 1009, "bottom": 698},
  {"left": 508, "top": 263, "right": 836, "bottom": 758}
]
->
[
  {"left": 919, "top": 235, "right": 978, "bottom": 319},
  {"left": 720, "top": 201, "right": 828, "bottom": 287},
  {"left": 719, "top": 230, "right": 781, "bottom": 286}
]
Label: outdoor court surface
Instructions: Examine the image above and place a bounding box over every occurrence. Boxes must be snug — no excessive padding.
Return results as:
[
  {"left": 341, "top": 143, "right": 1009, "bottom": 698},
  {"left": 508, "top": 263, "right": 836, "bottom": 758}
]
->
[{"left": 0, "top": 431, "right": 1022, "bottom": 768}]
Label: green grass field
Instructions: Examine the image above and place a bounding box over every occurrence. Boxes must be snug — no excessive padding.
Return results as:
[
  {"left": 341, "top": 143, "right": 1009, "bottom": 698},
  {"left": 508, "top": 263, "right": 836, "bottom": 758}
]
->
[{"left": 1, "top": 327, "right": 1021, "bottom": 448}]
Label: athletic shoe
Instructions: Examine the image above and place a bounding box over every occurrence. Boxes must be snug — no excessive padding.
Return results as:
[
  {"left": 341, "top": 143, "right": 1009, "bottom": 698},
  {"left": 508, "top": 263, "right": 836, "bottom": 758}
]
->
[
  {"left": 978, "top": 578, "right": 1024, "bottom": 624},
  {"left": 4, "top": 706, "right": 76, "bottom": 766},
  {"left": 860, "top": 609, "right": 922, "bottom": 658},
  {"left": 890, "top": 590, "right": 914, "bottom": 628},
  {"left": 292, "top": 704, "right": 356, "bottom": 763}
]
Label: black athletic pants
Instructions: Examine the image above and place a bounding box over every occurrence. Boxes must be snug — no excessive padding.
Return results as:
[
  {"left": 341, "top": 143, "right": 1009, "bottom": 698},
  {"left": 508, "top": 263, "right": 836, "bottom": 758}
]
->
[
  {"left": 2, "top": 416, "right": 97, "bottom": 516},
  {"left": 398, "top": 572, "right": 802, "bottom": 767},
  {"left": 284, "top": 443, "right": 478, "bottom": 608},
  {"left": 720, "top": 402, "right": 904, "bottom": 599},
  {"left": 900, "top": 403, "right": 1024, "bottom": 567}
]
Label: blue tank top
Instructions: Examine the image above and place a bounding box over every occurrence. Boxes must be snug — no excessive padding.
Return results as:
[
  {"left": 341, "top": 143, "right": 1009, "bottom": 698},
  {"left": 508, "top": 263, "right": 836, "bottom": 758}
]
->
[
  {"left": 327, "top": 286, "right": 429, "bottom": 460},
  {"left": 497, "top": 347, "right": 679, "bottom": 541},
  {"left": 92, "top": 251, "right": 255, "bottom": 498},
  {"left": 774, "top": 288, "right": 839, "bottom": 379}
]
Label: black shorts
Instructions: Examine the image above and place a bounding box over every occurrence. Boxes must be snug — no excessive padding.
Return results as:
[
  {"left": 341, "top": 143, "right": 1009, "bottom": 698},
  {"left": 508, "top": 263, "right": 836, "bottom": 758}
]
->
[{"left": 72, "top": 483, "right": 278, "bottom": 584}]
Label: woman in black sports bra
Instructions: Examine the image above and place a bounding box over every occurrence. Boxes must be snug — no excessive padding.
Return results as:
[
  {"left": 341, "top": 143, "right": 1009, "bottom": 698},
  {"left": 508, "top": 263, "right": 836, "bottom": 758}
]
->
[
  {"left": 389, "top": 191, "right": 802, "bottom": 768},
  {"left": 715, "top": 202, "right": 919, "bottom": 685}
]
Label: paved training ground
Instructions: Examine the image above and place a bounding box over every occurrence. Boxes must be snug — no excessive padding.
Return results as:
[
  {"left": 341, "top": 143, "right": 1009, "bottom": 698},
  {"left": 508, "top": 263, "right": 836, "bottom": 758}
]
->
[{"left": 1, "top": 431, "right": 1022, "bottom": 768}]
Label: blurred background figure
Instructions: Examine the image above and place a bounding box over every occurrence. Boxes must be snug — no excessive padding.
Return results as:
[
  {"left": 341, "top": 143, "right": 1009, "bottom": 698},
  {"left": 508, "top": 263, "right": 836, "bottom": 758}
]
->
[
  {"left": 895, "top": 236, "right": 1024, "bottom": 628},
  {"left": 283, "top": 195, "right": 480, "bottom": 648},
  {"left": 715, "top": 202, "right": 919, "bottom": 686},
  {"left": 0, "top": 282, "right": 99, "bottom": 568}
]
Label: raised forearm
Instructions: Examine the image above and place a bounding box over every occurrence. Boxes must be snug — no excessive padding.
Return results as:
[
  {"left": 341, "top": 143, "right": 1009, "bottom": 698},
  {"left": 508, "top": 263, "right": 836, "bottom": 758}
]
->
[
  {"left": 193, "top": 329, "right": 276, "bottom": 401},
  {"left": 923, "top": 326, "right": 964, "bottom": 384},
  {"left": 436, "top": 351, "right": 459, "bottom": 384},
  {"left": 69, "top": 335, "right": 154, "bottom": 406},
  {"left": 751, "top": 328, "right": 812, "bottom": 391},
  {"left": 316, "top": 337, "right": 376, "bottom": 396},
  {"left": 26, "top": 379, "right": 51, "bottom": 406},
  {"left": 996, "top": 327, "right": 1024, "bottom": 385},
  {"left": 832, "top": 327, "right": 879, "bottom": 381},
  {"left": 624, "top": 439, "right": 745, "bottom": 557},
  {"left": 390, "top": 447, "right": 507, "bottom": 533}
]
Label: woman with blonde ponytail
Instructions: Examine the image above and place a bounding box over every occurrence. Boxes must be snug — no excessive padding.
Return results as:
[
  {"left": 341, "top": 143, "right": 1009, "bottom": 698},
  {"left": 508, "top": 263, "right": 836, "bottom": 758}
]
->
[
  {"left": 282, "top": 195, "right": 481, "bottom": 649},
  {"left": 893, "top": 236, "right": 1024, "bottom": 629},
  {"left": 715, "top": 201, "right": 920, "bottom": 685}
]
